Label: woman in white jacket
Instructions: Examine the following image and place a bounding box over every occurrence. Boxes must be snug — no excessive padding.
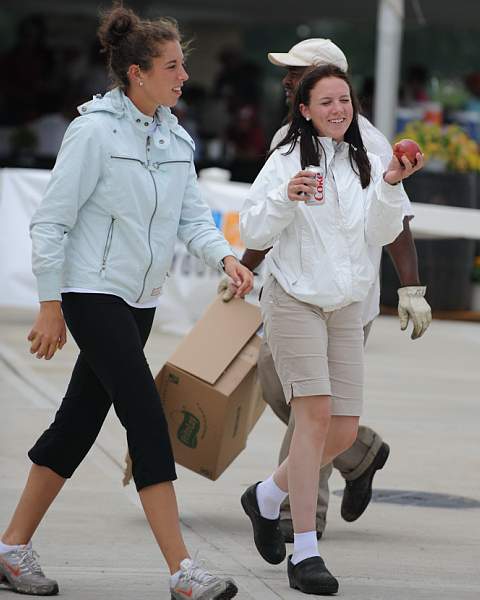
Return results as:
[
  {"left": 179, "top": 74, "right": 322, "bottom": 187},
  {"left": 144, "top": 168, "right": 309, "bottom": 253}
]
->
[{"left": 240, "top": 65, "right": 423, "bottom": 596}]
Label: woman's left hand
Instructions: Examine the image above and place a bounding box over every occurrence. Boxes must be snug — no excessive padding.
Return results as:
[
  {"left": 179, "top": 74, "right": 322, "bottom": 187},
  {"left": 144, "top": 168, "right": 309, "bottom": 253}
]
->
[
  {"left": 383, "top": 152, "right": 424, "bottom": 185},
  {"left": 222, "top": 256, "right": 254, "bottom": 298}
]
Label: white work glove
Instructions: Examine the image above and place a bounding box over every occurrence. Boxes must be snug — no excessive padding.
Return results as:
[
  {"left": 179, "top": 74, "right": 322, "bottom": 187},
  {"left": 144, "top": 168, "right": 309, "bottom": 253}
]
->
[
  {"left": 397, "top": 286, "right": 432, "bottom": 340},
  {"left": 217, "top": 275, "right": 235, "bottom": 302}
]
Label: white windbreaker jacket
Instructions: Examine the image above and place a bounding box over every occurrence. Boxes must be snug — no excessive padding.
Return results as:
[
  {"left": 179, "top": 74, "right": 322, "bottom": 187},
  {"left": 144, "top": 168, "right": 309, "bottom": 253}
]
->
[{"left": 240, "top": 137, "right": 405, "bottom": 311}]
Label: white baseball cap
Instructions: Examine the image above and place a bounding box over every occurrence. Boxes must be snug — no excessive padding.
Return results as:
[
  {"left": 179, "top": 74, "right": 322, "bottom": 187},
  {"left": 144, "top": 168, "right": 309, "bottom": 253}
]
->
[{"left": 268, "top": 38, "right": 348, "bottom": 72}]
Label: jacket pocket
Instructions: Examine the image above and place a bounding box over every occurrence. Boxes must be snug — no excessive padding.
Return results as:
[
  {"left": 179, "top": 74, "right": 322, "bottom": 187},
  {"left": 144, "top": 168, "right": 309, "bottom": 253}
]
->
[
  {"left": 110, "top": 155, "right": 145, "bottom": 167},
  {"left": 100, "top": 217, "right": 115, "bottom": 278}
]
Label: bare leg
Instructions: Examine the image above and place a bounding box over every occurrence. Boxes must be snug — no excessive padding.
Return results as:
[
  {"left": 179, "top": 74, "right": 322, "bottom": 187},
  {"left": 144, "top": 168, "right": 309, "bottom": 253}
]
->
[
  {"left": 139, "top": 482, "right": 188, "bottom": 575},
  {"left": 322, "top": 415, "right": 359, "bottom": 466},
  {"left": 273, "top": 402, "right": 358, "bottom": 533},
  {"left": 273, "top": 396, "right": 330, "bottom": 533},
  {"left": 2, "top": 467, "right": 188, "bottom": 576},
  {"left": 1, "top": 465, "right": 65, "bottom": 545}
]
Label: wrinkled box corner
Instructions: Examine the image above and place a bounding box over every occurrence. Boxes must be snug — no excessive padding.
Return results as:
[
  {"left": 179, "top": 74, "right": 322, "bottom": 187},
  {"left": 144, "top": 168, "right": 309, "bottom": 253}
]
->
[{"left": 155, "top": 295, "right": 266, "bottom": 480}]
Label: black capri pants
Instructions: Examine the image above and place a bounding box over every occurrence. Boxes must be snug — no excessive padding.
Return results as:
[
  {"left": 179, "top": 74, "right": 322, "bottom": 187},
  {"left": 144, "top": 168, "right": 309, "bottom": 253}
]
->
[{"left": 28, "top": 293, "right": 177, "bottom": 491}]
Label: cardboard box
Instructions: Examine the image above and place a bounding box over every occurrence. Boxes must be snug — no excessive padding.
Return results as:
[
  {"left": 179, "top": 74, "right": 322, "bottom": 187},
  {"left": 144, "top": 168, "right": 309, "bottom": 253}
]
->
[{"left": 155, "top": 295, "right": 266, "bottom": 480}]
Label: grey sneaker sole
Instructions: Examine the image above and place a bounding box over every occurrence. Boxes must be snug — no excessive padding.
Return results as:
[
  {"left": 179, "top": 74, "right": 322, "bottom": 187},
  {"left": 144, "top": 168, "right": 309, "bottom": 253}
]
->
[
  {"left": 170, "top": 580, "right": 238, "bottom": 600},
  {"left": 0, "top": 571, "right": 58, "bottom": 596}
]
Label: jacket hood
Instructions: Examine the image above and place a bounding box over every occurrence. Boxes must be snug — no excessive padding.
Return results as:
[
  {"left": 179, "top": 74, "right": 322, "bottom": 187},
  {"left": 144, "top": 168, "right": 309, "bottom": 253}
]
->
[{"left": 77, "top": 88, "right": 195, "bottom": 151}]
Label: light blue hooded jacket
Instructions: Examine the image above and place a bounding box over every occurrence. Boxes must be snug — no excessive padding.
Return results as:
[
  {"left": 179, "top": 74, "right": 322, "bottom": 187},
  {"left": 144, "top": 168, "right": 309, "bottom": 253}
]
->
[{"left": 30, "top": 88, "right": 233, "bottom": 304}]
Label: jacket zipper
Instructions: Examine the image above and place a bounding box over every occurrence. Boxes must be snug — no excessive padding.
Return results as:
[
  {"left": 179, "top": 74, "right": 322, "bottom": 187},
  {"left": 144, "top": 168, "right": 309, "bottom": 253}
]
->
[
  {"left": 331, "top": 170, "right": 339, "bottom": 205},
  {"left": 100, "top": 217, "right": 115, "bottom": 278},
  {"left": 109, "top": 149, "right": 190, "bottom": 301},
  {"left": 136, "top": 137, "right": 158, "bottom": 302},
  {"left": 330, "top": 168, "right": 352, "bottom": 297}
]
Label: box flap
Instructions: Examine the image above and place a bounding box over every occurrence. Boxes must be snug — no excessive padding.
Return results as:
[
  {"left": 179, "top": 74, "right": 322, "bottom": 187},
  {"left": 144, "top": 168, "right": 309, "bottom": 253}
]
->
[
  {"left": 214, "top": 335, "right": 261, "bottom": 396},
  {"left": 168, "top": 296, "right": 262, "bottom": 385}
]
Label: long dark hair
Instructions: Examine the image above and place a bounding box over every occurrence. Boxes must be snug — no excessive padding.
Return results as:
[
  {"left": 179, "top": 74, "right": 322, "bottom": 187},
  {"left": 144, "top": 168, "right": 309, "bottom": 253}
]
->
[
  {"left": 274, "top": 65, "right": 371, "bottom": 189},
  {"left": 97, "top": 2, "right": 183, "bottom": 90}
]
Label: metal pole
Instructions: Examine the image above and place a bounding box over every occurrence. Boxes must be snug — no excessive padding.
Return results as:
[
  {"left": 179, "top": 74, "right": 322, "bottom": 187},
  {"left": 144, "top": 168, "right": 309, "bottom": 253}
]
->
[{"left": 373, "top": 0, "right": 405, "bottom": 141}]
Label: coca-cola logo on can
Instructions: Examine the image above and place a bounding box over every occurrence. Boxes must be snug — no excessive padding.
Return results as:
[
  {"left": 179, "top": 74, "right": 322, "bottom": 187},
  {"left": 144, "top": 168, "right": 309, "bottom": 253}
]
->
[
  {"left": 313, "top": 173, "right": 324, "bottom": 201},
  {"left": 305, "top": 165, "right": 325, "bottom": 206}
]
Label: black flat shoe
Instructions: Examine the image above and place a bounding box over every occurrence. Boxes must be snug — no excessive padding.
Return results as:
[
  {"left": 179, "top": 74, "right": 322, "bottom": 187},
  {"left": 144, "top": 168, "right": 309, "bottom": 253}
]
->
[
  {"left": 240, "top": 482, "right": 286, "bottom": 564},
  {"left": 341, "top": 442, "right": 390, "bottom": 522},
  {"left": 287, "top": 555, "right": 338, "bottom": 595}
]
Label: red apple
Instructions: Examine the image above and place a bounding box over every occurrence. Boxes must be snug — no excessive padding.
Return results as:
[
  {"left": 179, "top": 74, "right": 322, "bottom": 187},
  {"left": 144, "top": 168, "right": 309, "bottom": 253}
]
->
[{"left": 393, "top": 138, "right": 422, "bottom": 166}]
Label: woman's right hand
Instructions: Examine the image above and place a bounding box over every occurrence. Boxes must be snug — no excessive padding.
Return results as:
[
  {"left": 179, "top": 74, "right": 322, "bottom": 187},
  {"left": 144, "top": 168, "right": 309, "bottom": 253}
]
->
[
  {"left": 287, "top": 171, "right": 316, "bottom": 202},
  {"left": 28, "top": 301, "right": 67, "bottom": 360}
]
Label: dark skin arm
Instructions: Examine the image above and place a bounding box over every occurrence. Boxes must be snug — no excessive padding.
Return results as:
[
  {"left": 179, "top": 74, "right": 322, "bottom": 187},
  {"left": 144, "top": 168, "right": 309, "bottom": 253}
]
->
[
  {"left": 385, "top": 217, "right": 421, "bottom": 286},
  {"left": 239, "top": 248, "right": 271, "bottom": 271}
]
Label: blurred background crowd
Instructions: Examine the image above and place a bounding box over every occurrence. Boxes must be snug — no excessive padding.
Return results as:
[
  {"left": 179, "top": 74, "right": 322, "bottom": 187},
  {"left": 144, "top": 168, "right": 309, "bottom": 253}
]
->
[{"left": 1, "top": 1, "right": 480, "bottom": 181}]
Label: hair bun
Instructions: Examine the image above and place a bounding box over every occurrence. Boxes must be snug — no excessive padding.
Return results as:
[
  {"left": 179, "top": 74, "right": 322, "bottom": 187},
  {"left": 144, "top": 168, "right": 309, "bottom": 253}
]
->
[
  {"left": 110, "top": 13, "right": 134, "bottom": 37},
  {"left": 99, "top": 7, "right": 139, "bottom": 49}
]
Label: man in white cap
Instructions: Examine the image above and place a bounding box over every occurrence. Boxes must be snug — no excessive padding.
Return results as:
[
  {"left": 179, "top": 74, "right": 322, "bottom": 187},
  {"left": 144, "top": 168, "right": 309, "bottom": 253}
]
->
[{"left": 220, "top": 38, "right": 432, "bottom": 541}]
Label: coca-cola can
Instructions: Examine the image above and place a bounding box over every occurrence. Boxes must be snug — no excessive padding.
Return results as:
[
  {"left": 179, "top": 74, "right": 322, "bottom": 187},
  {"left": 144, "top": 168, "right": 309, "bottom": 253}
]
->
[{"left": 304, "top": 165, "right": 325, "bottom": 206}]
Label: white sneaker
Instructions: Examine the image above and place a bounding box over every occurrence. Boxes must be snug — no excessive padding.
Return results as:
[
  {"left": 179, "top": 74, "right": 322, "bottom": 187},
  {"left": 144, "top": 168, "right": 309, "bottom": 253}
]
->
[
  {"left": 170, "top": 558, "right": 237, "bottom": 600},
  {"left": 0, "top": 542, "right": 58, "bottom": 595}
]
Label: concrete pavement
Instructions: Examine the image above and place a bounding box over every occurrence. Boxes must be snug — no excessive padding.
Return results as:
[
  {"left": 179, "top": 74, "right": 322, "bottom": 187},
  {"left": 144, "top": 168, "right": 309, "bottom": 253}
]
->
[{"left": 1, "top": 307, "right": 479, "bottom": 599}]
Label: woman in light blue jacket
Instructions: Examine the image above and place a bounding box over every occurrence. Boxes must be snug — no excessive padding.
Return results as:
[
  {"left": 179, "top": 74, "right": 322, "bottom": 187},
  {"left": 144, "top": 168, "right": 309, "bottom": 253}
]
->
[{"left": 0, "top": 6, "right": 250, "bottom": 600}]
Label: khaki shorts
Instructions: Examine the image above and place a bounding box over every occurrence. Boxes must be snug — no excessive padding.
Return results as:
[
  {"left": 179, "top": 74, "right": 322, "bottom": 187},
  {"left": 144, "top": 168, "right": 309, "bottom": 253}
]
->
[{"left": 260, "top": 276, "right": 364, "bottom": 416}]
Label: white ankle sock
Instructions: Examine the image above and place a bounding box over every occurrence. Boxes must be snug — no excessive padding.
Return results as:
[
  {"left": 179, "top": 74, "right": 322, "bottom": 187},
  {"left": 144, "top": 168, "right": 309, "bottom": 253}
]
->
[
  {"left": 0, "top": 541, "right": 24, "bottom": 554},
  {"left": 170, "top": 569, "right": 181, "bottom": 587},
  {"left": 170, "top": 557, "right": 191, "bottom": 587},
  {"left": 256, "top": 475, "right": 288, "bottom": 519},
  {"left": 291, "top": 531, "right": 320, "bottom": 565}
]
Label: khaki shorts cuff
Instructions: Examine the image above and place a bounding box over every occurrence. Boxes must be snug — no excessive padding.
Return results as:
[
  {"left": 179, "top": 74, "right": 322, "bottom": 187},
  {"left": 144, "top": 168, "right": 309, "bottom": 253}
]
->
[
  {"left": 284, "top": 379, "right": 332, "bottom": 403},
  {"left": 329, "top": 398, "right": 363, "bottom": 417},
  {"left": 342, "top": 433, "right": 384, "bottom": 480}
]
